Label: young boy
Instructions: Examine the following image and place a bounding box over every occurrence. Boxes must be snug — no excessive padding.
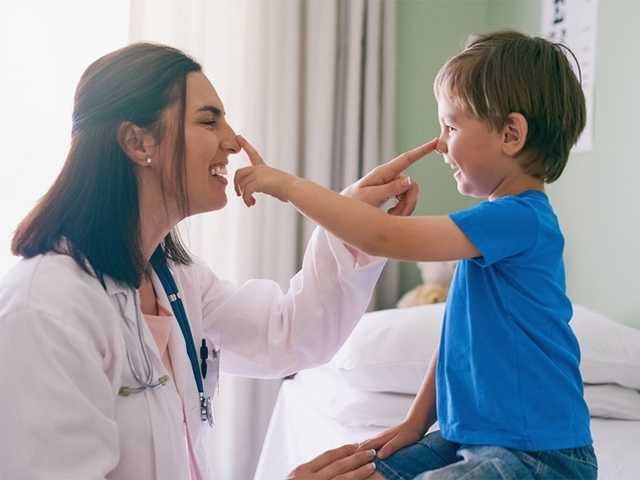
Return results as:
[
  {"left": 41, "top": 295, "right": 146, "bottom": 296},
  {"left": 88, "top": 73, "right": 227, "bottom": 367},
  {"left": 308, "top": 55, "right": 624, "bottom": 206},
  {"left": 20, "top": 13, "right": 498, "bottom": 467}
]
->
[{"left": 235, "top": 31, "right": 596, "bottom": 479}]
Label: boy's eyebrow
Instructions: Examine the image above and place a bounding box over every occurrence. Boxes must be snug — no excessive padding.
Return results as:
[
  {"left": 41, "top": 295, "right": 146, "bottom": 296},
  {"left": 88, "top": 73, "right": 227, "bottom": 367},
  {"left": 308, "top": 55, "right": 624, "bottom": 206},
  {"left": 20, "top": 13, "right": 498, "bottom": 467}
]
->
[
  {"left": 440, "top": 112, "right": 458, "bottom": 123},
  {"left": 196, "top": 105, "right": 224, "bottom": 117}
]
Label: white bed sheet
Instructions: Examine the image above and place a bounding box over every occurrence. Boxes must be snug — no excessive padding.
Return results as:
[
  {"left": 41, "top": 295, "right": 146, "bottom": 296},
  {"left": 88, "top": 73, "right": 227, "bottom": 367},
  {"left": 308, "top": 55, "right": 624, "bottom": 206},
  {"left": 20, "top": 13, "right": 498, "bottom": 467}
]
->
[{"left": 254, "top": 366, "right": 640, "bottom": 480}]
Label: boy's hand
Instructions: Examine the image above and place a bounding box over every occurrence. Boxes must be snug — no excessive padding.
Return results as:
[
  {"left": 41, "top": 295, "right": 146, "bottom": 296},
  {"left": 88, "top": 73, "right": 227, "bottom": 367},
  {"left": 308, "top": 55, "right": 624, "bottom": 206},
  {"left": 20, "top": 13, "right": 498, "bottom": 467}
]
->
[
  {"left": 356, "top": 418, "right": 428, "bottom": 460},
  {"left": 342, "top": 138, "right": 438, "bottom": 216},
  {"left": 234, "top": 135, "right": 298, "bottom": 207}
]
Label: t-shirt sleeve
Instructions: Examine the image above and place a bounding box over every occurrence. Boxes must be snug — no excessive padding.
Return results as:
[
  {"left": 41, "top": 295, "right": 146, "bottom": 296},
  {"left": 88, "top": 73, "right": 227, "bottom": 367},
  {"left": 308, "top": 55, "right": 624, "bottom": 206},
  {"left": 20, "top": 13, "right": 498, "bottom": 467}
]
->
[{"left": 449, "top": 198, "right": 539, "bottom": 267}]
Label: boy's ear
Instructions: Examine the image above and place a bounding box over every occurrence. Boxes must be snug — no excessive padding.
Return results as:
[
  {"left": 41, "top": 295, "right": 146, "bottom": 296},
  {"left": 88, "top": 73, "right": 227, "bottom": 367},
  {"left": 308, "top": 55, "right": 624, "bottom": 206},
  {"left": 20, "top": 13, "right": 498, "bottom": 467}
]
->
[
  {"left": 117, "top": 121, "right": 157, "bottom": 167},
  {"left": 501, "top": 113, "right": 528, "bottom": 157}
]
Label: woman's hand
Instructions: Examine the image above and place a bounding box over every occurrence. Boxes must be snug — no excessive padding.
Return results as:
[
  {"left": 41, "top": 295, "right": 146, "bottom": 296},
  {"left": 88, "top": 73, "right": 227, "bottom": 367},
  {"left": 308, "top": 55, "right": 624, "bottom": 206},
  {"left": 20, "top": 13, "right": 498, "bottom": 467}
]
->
[
  {"left": 288, "top": 444, "right": 377, "bottom": 479},
  {"left": 356, "top": 418, "right": 428, "bottom": 460},
  {"left": 342, "top": 139, "right": 438, "bottom": 216},
  {"left": 234, "top": 136, "right": 298, "bottom": 207}
]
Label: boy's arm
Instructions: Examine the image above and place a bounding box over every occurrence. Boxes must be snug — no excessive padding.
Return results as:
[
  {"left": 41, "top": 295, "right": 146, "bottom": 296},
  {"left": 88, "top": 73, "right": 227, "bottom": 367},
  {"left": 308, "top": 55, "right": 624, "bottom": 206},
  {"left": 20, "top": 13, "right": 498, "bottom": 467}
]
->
[
  {"left": 287, "top": 179, "right": 478, "bottom": 261},
  {"left": 406, "top": 346, "right": 439, "bottom": 430},
  {"left": 235, "top": 136, "right": 479, "bottom": 262},
  {"left": 357, "top": 346, "right": 439, "bottom": 459}
]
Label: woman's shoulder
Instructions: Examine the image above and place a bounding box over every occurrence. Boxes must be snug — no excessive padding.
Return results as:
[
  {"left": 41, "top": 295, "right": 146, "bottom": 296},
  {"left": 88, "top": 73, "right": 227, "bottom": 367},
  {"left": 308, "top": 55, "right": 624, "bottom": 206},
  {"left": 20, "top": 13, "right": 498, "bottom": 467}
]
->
[
  {"left": 171, "top": 255, "right": 220, "bottom": 286},
  {"left": 0, "top": 252, "right": 112, "bottom": 323},
  {"left": 170, "top": 255, "right": 238, "bottom": 307},
  {"left": 0, "top": 253, "right": 125, "bottom": 377}
]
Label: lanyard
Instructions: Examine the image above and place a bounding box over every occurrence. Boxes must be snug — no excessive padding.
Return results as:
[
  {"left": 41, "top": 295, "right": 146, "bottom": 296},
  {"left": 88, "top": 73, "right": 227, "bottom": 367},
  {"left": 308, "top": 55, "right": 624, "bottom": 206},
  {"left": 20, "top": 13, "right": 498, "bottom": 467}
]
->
[{"left": 150, "top": 248, "right": 213, "bottom": 425}]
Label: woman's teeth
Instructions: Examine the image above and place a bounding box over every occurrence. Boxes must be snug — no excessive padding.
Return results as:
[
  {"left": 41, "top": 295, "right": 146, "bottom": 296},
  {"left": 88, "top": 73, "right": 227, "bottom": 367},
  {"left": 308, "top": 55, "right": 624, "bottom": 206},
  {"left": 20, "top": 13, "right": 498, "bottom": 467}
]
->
[{"left": 210, "top": 165, "right": 228, "bottom": 177}]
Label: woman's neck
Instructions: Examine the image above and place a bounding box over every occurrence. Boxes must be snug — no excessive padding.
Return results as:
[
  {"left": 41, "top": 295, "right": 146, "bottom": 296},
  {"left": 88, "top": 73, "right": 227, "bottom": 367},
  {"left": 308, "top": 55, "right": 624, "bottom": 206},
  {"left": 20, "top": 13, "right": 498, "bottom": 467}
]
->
[
  {"left": 137, "top": 177, "right": 182, "bottom": 263},
  {"left": 139, "top": 276, "right": 159, "bottom": 315}
]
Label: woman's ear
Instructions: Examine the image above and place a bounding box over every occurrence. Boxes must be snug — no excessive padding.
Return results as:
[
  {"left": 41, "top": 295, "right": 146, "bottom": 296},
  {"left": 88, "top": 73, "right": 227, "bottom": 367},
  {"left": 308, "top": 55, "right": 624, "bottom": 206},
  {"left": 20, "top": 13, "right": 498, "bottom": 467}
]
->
[
  {"left": 117, "top": 122, "right": 156, "bottom": 167},
  {"left": 501, "top": 113, "right": 528, "bottom": 157}
]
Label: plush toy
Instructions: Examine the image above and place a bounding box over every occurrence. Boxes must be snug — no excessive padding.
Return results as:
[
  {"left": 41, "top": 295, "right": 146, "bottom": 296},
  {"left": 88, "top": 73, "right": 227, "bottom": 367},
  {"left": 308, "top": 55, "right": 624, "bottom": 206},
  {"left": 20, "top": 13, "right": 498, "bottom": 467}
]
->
[{"left": 397, "top": 261, "right": 457, "bottom": 307}]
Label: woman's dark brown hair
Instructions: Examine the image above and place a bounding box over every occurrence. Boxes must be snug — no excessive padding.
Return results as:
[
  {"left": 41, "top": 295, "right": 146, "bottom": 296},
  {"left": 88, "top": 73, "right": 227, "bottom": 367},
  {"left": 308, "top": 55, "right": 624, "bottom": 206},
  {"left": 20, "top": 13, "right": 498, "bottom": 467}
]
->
[{"left": 12, "top": 43, "right": 201, "bottom": 288}]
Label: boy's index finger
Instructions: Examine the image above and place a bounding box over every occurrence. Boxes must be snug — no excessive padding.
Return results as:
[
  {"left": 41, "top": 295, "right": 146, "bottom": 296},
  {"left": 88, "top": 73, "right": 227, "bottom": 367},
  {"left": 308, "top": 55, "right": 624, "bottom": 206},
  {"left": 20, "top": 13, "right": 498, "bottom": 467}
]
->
[
  {"left": 237, "top": 135, "right": 265, "bottom": 165},
  {"left": 387, "top": 137, "right": 438, "bottom": 174}
]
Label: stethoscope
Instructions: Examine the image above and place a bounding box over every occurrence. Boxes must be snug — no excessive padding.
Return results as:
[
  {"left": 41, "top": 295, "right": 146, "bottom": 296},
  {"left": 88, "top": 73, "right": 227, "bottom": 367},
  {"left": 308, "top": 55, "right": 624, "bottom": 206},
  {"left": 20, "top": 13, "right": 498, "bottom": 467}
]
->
[{"left": 117, "top": 248, "right": 215, "bottom": 427}]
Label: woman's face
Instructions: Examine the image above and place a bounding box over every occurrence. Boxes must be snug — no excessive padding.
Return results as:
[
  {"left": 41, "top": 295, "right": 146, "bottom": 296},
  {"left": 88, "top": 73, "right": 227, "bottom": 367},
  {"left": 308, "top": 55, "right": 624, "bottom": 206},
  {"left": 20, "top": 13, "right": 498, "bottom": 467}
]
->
[{"left": 156, "top": 72, "right": 240, "bottom": 217}]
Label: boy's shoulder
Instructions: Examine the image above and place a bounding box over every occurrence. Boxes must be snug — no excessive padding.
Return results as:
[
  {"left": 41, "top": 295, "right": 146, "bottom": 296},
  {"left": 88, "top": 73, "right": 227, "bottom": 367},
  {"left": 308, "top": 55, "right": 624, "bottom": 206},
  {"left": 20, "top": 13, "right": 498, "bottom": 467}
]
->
[
  {"left": 451, "top": 190, "right": 562, "bottom": 266},
  {"left": 454, "top": 190, "right": 546, "bottom": 225},
  {"left": 475, "top": 190, "right": 557, "bottom": 226},
  {"left": 494, "top": 189, "right": 549, "bottom": 207}
]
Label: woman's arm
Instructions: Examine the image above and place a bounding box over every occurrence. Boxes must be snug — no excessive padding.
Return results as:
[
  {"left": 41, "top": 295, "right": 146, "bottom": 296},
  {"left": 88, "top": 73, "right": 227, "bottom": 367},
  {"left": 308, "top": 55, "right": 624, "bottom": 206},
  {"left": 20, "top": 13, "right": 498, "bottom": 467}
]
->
[
  {"left": 198, "top": 225, "right": 386, "bottom": 379},
  {"left": 0, "top": 308, "right": 119, "bottom": 479},
  {"left": 235, "top": 137, "right": 479, "bottom": 262}
]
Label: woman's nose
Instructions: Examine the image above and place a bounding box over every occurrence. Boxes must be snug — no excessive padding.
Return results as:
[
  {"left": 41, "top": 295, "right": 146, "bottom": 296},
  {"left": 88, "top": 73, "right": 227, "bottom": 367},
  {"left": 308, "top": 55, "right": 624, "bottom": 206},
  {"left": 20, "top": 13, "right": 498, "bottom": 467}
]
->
[{"left": 221, "top": 124, "right": 241, "bottom": 154}]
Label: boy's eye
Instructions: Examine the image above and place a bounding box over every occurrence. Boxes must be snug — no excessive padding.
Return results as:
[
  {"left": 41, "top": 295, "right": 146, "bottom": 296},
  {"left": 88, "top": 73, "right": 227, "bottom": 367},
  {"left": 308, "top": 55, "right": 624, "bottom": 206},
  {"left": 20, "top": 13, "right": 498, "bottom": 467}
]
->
[{"left": 445, "top": 125, "right": 456, "bottom": 133}]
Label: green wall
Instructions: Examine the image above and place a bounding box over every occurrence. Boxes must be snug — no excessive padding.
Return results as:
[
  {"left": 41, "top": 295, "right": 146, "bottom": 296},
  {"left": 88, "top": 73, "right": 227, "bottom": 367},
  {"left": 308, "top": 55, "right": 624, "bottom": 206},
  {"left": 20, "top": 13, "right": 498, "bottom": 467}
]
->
[
  {"left": 396, "top": 0, "right": 486, "bottom": 294},
  {"left": 396, "top": 1, "right": 639, "bottom": 328}
]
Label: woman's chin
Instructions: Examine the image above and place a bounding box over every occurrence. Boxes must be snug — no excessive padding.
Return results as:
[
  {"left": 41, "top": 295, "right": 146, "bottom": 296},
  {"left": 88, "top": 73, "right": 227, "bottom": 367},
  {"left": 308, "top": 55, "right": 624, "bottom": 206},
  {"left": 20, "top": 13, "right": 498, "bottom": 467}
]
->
[
  {"left": 210, "top": 194, "right": 228, "bottom": 211},
  {"left": 188, "top": 194, "right": 228, "bottom": 216}
]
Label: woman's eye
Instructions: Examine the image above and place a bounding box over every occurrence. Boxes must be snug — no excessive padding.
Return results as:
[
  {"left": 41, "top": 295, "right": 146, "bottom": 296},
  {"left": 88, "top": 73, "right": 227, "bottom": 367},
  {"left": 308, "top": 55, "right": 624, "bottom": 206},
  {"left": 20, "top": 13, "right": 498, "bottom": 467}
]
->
[
  {"left": 446, "top": 125, "right": 456, "bottom": 133},
  {"left": 203, "top": 120, "right": 217, "bottom": 128}
]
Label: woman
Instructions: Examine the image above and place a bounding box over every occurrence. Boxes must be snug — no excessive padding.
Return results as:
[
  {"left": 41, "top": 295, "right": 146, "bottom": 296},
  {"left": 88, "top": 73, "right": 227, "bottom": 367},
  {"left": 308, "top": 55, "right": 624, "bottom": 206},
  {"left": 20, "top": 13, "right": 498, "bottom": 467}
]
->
[{"left": 0, "top": 43, "right": 421, "bottom": 479}]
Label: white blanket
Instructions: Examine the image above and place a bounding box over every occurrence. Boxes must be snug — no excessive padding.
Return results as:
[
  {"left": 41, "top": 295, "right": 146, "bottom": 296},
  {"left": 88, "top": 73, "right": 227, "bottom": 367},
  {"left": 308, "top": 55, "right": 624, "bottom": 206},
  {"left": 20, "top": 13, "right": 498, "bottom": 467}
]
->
[{"left": 255, "top": 367, "right": 640, "bottom": 480}]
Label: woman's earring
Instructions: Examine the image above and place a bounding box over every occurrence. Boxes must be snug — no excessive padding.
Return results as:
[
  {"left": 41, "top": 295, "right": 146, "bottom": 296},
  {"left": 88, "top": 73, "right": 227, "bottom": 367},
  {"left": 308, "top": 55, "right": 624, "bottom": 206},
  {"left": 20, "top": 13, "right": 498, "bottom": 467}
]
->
[{"left": 146, "top": 158, "right": 152, "bottom": 166}]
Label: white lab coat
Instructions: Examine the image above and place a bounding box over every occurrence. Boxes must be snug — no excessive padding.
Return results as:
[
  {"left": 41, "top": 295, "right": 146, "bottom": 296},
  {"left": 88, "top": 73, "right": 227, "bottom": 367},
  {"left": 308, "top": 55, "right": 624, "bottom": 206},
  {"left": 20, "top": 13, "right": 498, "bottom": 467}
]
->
[{"left": 0, "top": 228, "right": 385, "bottom": 480}]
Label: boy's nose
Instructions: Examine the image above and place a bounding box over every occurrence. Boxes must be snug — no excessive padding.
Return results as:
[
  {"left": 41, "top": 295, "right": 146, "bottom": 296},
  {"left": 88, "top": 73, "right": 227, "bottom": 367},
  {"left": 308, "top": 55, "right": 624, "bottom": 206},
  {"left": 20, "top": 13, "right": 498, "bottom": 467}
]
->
[{"left": 436, "top": 137, "right": 448, "bottom": 154}]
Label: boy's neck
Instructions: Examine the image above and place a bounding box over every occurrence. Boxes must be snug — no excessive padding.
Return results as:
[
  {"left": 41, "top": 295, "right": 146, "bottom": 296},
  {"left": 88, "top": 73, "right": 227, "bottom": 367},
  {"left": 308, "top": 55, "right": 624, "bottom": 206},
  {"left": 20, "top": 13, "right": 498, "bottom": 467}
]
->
[{"left": 489, "top": 174, "right": 544, "bottom": 201}]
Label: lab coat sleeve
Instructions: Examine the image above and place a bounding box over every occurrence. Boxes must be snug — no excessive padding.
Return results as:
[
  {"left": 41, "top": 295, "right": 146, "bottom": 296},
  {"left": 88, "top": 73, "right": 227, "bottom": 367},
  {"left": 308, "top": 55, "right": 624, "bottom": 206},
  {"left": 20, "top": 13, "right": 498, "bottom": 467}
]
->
[
  {"left": 199, "top": 228, "right": 386, "bottom": 378},
  {"left": 0, "top": 308, "right": 119, "bottom": 480}
]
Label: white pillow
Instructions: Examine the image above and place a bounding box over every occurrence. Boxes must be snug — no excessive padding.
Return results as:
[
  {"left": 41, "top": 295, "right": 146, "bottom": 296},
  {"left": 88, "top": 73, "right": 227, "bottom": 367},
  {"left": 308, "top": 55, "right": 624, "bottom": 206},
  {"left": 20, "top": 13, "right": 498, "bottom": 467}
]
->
[
  {"left": 331, "top": 304, "right": 444, "bottom": 394},
  {"left": 584, "top": 384, "right": 640, "bottom": 420},
  {"left": 571, "top": 304, "right": 640, "bottom": 389},
  {"left": 332, "top": 303, "right": 640, "bottom": 395}
]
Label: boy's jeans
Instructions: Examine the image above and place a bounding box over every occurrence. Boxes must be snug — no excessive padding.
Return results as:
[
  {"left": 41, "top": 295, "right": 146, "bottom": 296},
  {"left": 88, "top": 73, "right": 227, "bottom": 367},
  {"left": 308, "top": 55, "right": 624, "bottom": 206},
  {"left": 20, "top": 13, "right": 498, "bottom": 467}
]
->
[{"left": 374, "top": 430, "right": 597, "bottom": 480}]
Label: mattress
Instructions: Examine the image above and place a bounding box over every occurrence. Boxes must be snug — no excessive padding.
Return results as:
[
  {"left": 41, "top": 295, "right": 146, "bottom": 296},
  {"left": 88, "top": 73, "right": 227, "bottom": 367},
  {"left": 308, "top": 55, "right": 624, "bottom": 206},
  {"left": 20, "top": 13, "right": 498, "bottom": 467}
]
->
[{"left": 254, "top": 365, "right": 640, "bottom": 480}]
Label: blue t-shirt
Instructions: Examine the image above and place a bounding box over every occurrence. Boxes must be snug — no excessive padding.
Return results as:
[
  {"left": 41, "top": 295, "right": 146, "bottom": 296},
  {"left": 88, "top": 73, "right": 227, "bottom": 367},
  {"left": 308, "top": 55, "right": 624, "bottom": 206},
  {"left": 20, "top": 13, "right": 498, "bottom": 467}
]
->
[{"left": 436, "top": 190, "right": 592, "bottom": 451}]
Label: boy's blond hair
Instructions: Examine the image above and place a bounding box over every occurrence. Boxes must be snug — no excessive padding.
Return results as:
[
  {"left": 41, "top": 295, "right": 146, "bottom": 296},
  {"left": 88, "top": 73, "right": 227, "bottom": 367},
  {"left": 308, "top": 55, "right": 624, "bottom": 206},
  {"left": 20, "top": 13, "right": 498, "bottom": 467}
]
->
[{"left": 434, "top": 30, "right": 585, "bottom": 183}]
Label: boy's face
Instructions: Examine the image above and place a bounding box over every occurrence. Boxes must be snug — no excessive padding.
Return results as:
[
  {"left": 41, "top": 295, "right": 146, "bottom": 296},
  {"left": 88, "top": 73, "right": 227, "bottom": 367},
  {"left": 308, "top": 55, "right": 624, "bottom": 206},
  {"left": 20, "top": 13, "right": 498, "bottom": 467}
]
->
[{"left": 436, "top": 95, "right": 511, "bottom": 199}]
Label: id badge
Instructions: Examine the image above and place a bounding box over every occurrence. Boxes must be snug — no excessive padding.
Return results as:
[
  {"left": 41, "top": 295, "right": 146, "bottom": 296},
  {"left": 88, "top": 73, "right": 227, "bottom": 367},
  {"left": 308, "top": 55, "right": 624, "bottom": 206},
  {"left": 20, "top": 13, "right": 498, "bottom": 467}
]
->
[
  {"left": 202, "top": 349, "right": 220, "bottom": 428},
  {"left": 210, "top": 349, "right": 220, "bottom": 395}
]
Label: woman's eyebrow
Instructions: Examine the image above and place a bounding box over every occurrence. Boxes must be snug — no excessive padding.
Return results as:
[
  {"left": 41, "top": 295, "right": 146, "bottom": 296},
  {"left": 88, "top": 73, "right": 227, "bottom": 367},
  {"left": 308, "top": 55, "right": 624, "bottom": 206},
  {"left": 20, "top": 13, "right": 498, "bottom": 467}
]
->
[{"left": 196, "top": 105, "right": 224, "bottom": 117}]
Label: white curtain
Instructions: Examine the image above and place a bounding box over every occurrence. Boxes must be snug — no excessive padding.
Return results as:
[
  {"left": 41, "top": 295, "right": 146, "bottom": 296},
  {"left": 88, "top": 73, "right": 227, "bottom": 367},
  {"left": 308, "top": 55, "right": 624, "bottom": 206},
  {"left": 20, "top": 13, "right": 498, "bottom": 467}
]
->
[
  {"left": 0, "top": 1, "right": 130, "bottom": 277},
  {"left": 130, "top": 1, "right": 395, "bottom": 478}
]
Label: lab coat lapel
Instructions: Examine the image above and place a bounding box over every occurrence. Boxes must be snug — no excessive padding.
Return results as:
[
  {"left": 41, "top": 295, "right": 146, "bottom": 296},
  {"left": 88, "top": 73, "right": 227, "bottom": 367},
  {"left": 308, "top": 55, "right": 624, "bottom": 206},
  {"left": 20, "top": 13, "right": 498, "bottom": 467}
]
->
[
  {"left": 151, "top": 265, "right": 199, "bottom": 418},
  {"left": 104, "top": 275, "right": 187, "bottom": 479},
  {"left": 152, "top": 267, "right": 205, "bottom": 478}
]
